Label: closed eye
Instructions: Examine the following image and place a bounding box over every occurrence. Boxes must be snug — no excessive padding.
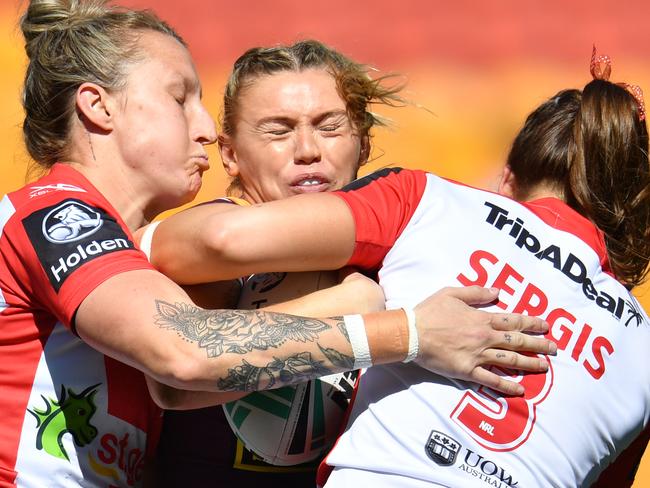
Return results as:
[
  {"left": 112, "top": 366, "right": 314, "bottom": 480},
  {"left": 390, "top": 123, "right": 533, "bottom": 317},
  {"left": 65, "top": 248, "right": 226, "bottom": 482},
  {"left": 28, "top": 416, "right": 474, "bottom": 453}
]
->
[
  {"left": 316, "top": 112, "right": 349, "bottom": 135},
  {"left": 268, "top": 129, "right": 291, "bottom": 136},
  {"left": 260, "top": 122, "right": 293, "bottom": 137}
]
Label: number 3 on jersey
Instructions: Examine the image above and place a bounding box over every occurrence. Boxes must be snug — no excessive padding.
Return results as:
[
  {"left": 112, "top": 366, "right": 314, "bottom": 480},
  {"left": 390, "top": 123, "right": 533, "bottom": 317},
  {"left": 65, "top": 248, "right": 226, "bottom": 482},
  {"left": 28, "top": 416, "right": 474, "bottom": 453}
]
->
[{"left": 450, "top": 356, "right": 553, "bottom": 451}]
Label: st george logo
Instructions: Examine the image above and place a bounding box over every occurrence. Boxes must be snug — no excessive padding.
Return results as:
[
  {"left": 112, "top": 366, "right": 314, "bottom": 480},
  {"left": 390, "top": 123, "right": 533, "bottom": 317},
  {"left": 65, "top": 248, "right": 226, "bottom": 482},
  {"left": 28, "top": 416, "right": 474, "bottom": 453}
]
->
[
  {"left": 425, "top": 430, "right": 461, "bottom": 467},
  {"left": 27, "top": 383, "right": 101, "bottom": 461},
  {"left": 42, "top": 201, "right": 103, "bottom": 243}
]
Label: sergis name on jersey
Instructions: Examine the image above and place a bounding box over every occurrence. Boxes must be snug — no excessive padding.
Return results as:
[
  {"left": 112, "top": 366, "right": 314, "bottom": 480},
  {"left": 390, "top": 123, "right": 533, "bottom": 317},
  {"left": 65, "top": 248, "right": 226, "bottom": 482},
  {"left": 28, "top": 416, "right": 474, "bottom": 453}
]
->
[
  {"left": 22, "top": 199, "right": 136, "bottom": 292},
  {"left": 483, "top": 201, "right": 641, "bottom": 325}
]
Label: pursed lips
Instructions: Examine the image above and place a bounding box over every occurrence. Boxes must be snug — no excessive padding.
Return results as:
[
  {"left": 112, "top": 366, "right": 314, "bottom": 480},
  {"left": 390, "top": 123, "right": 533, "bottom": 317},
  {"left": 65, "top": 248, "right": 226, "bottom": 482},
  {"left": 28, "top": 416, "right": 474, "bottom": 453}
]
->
[{"left": 191, "top": 154, "right": 210, "bottom": 172}]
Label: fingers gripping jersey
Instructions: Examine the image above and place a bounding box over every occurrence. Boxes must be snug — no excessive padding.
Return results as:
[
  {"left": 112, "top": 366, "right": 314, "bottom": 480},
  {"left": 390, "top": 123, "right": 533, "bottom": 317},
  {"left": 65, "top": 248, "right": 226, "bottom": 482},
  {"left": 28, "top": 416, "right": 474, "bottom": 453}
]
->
[
  {"left": 0, "top": 165, "right": 162, "bottom": 487},
  {"left": 319, "top": 168, "right": 650, "bottom": 487}
]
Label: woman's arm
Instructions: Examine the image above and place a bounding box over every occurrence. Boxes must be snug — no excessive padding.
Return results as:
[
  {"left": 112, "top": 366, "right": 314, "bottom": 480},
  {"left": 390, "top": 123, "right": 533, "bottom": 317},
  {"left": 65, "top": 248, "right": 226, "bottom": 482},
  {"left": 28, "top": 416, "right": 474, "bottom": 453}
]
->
[
  {"left": 75, "top": 271, "right": 554, "bottom": 406},
  {"left": 146, "top": 376, "right": 248, "bottom": 410},
  {"left": 146, "top": 270, "right": 385, "bottom": 409},
  {"left": 125, "top": 193, "right": 555, "bottom": 404},
  {"left": 259, "top": 270, "right": 385, "bottom": 316},
  {"left": 150, "top": 193, "right": 355, "bottom": 284}
]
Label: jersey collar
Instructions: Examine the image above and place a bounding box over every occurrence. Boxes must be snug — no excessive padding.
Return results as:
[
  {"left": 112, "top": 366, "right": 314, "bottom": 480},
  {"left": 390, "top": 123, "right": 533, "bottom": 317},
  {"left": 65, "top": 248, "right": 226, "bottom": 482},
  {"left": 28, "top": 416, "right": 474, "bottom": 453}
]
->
[{"left": 522, "top": 197, "right": 611, "bottom": 275}]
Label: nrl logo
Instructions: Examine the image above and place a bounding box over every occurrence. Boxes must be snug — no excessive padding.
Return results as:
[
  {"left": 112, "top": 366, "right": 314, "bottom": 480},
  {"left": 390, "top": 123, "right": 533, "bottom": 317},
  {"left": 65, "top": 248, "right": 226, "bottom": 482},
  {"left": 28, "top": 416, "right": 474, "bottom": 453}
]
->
[
  {"left": 42, "top": 201, "right": 103, "bottom": 243},
  {"left": 425, "top": 430, "right": 461, "bottom": 467}
]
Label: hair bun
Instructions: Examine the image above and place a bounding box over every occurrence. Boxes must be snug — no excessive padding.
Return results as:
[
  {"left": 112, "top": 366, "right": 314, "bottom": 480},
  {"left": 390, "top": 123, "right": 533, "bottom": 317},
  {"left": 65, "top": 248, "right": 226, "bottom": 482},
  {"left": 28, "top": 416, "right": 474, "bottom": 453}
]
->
[{"left": 20, "top": 0, "right": 108, "bottom": 58}]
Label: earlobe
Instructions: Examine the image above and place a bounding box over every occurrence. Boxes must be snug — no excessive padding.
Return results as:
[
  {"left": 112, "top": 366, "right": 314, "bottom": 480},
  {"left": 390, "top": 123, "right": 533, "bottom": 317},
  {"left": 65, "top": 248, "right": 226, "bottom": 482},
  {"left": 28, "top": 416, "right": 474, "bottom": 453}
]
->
[
  {"left": 218, "top": 134, "right": 240, "bottom": 177},
  {"left": 358, "top": 135, "right": 370, "bottom": 167},
  {"left": 76, "top": 83, "right": 112, "bottom": 131},
  {"left": 498, "top": 165, "right": 517, "bottom": 198}
]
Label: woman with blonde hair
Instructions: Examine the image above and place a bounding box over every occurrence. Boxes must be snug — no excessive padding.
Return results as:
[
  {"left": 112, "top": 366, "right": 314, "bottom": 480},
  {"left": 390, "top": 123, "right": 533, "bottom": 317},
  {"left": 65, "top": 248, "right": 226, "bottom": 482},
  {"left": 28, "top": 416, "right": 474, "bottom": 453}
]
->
[{"left": 156, "top": 39, "right": 406, "bottom": 487}]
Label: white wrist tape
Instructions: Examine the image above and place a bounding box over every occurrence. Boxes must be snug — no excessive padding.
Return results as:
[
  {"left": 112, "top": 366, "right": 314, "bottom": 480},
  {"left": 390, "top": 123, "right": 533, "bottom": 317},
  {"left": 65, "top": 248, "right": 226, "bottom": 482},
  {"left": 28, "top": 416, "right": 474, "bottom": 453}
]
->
[
  {"left": 403, "top": 308, "right": 419, "bottom": 363},
  {"left": 343, "top": 314, "right": 373, "bottom": 369}
]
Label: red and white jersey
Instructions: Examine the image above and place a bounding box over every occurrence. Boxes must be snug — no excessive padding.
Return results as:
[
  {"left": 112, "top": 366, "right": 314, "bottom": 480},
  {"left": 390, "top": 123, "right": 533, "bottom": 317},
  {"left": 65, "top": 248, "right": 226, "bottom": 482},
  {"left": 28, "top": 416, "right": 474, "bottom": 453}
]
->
[
  {"left": 320, "top": 168, "right": 650, "bottom": 487},
  {"left": 0, "top": 164, "right": 162, "bottom": 487}
]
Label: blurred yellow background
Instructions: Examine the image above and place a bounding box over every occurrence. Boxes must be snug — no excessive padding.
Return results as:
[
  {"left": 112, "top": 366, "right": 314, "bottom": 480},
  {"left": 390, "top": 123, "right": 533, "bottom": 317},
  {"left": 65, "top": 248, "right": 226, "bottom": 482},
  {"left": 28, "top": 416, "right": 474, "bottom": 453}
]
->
[{"left": 2, "top": 0, "right": 649, "bottom": 484}]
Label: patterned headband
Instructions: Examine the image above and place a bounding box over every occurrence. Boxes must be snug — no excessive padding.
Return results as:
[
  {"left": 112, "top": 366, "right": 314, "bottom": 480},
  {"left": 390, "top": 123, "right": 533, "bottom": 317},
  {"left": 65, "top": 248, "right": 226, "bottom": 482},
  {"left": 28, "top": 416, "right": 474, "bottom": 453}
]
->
[{"left": 590, "top": 45, "right": 646, "bottom": 122}]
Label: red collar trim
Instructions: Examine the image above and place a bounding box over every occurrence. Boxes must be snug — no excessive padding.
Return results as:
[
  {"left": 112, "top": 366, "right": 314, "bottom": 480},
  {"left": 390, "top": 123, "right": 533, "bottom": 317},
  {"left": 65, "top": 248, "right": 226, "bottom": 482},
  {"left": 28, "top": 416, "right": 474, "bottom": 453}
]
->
[{"left": 522, "top": 198, "right": 612, "bottom": 275}]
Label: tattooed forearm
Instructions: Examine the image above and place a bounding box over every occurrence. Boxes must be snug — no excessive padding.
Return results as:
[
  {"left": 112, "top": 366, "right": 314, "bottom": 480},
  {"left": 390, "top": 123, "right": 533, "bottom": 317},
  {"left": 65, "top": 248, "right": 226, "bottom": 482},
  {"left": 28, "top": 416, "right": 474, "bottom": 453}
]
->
[
  {"left": 318, "top": 344, "right": 355, "bottom": 370},
  {"left": 154, "top": 300, "right": 331, "bottom": 358},
  {"left": 217, "top": 352, "right": 334, "bottom": 391},
  {"left": 335, "top": 317, "right": 350, "bottom": 342}
]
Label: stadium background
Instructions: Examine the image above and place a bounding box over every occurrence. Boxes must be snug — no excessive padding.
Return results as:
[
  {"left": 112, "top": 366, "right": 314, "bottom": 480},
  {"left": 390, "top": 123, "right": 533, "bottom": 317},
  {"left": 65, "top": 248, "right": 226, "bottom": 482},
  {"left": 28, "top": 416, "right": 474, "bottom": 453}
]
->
[{"left": 1, "top": 0, "right": 649, "bottom": 483}]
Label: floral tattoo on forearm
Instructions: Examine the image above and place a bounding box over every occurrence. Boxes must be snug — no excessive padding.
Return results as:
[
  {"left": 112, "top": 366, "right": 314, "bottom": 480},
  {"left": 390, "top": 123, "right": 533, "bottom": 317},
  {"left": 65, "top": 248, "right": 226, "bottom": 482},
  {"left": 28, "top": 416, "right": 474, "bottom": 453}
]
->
[
  {"left": 154, "top": 300, "right": 357, "bottom": 390},
  {"left": 154, "top": 300, "right": 332, "bottom": 357},
  {"left": 218, "top": 344, "right": 355, "bottom": 391}
]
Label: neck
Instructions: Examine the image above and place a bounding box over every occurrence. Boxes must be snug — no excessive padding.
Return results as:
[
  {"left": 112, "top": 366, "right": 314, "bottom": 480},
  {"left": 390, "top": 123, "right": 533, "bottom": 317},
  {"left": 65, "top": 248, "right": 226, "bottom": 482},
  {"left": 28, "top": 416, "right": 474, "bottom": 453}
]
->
[
  {"left": 65, "top": 127, "right": 162, "bottom": 231},
  {"left": 240, "top": 188, "right": 262, "bottom": 205},
  {"left": 517, "top": 182, "right": 565, "bottom": 203},
  {"left": 66, "top": 159, "right": 151, "bottom": 231}
]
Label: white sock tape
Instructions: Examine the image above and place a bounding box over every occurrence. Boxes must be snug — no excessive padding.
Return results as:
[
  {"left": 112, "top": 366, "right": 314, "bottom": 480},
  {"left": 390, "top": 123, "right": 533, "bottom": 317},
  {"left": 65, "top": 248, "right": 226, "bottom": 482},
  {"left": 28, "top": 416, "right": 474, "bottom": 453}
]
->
[
  {"left": 403, "top": 308, "right": 419, "bottom": 363},
  {"left": 343, "top": 314, "right": 373, "bottom": 370}
]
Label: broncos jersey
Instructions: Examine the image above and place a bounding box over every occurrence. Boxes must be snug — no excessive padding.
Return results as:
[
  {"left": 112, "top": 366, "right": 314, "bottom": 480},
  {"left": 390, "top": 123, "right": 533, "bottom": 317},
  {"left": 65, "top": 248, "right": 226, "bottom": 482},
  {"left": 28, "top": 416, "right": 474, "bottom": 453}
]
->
[
  {"left": 318, "top": 168, "right": 650, "bottom": 487},
  {"left": 0, "top": 164, "right": 162, "bottom": 487}
]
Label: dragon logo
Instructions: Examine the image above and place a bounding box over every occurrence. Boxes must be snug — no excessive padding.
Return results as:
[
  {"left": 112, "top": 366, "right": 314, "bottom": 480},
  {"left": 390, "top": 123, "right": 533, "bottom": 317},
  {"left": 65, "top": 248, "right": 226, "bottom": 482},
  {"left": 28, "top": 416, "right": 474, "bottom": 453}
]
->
[
  {"left": 27, "top": 383, "right": 101, "bottom": 461},
  {"left": 42, "top": 201, "right": 103, "bottom": 243}
]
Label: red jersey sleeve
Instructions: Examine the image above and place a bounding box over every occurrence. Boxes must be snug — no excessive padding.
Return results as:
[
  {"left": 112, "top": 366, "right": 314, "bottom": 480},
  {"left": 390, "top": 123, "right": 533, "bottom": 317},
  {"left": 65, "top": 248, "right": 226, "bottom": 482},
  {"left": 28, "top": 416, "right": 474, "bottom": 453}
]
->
[
  {"left": 333, "top": 168, "right": 428, "bottom": 271},
  {"left": 2, "top": 165, "right": 154, "bottom": 329}
]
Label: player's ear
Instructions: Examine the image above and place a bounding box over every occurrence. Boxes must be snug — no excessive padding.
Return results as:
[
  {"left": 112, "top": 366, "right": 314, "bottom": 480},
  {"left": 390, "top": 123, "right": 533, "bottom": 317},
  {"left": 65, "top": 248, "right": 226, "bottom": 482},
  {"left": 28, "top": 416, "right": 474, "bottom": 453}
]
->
[
  {"left": 498, "top": 165, "right": 517, "bottom": 199},
  {"left": 76, "top": 82, "right": 113, "bottom": 131},
  {"left": 358, "top": 134, "right": 370, "bottom": 167},
  {"left": 219, "top": 133, "right": 240, "bottom": 177}
]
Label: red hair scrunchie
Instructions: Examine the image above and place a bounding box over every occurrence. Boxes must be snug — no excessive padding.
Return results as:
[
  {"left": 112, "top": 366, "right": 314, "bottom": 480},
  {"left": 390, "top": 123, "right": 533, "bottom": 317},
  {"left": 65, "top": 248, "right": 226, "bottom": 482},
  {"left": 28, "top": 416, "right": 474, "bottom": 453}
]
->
[{"left": 590, "top": 45, "right": 646, "bottom": 122}]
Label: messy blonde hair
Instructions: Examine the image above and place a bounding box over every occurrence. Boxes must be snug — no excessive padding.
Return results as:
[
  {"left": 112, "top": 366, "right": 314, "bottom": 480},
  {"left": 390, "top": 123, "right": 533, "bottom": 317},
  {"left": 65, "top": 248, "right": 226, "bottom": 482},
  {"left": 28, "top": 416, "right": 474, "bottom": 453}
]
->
[{"left": 221, "top": 39, "right": 405, "bottom": 195}]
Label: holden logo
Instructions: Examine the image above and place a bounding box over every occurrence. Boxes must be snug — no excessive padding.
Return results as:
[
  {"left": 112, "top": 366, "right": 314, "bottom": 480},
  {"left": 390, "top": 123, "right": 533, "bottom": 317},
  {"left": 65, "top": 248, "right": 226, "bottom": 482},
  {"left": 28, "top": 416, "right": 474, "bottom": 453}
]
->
[{"left": 42, "top": 201, "right": 103, "bottom": 243}]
